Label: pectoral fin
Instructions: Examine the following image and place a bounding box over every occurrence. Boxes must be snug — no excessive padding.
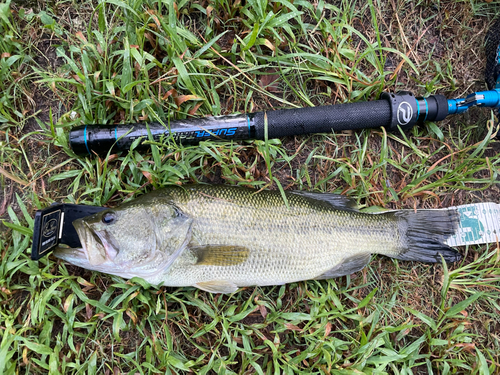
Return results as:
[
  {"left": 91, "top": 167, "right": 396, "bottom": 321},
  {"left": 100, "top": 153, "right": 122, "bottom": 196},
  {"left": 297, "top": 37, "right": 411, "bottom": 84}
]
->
[
  {"left": 192, "top": 245, "right": 250, "bottom": 266},
  {"left": 194, "top": 280, "right": 239, "bottom": 294},
  {"left": 315, "top": 253, "right": 372, "bottom": 279}
]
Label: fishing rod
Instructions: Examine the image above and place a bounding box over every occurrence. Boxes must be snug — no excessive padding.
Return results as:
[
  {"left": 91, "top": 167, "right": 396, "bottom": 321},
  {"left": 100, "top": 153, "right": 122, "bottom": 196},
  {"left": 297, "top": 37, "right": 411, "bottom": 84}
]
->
[
  {"left": 71, "top": 15, "right": 500, "bottom": 156},
  {"left": 70, "top": 88, "right": 500, "bottom": 156}
]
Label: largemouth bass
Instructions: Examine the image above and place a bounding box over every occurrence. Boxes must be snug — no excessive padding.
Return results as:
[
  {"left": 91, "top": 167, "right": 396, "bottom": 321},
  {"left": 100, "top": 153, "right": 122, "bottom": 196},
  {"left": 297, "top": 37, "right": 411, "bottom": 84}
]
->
[{"left": 54, "top": 185, "right": 461, "bottom": 293}]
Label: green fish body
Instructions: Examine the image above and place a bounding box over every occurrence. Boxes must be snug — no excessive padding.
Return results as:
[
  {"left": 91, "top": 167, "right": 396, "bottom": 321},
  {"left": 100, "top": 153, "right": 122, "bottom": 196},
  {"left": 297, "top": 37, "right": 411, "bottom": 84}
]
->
[{"left": 54, "top": 185, "right": 460, "bottom": 293}]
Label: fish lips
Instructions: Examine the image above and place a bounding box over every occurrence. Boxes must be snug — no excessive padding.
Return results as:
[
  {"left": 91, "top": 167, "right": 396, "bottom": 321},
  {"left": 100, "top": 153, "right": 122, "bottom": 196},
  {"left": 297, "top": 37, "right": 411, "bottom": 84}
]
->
[
  {"left": 54, "top": 218, "right": 119, "bottom": 267},
  {"left": 52, "top": 246, "right": 88, "bottom": 267}
]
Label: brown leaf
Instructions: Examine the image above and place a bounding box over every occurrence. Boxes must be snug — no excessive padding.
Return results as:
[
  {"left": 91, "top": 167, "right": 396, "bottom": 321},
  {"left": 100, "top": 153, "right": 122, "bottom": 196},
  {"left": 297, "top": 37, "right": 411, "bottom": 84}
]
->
[
  {"left": 162, "top": 88, "right": 177, "bottom": 101},
  {"left": 85, "top": 303, "right": 93, "bottom": 321},
  {"left": 232, "top": 336, "right": 243, "bottom": 344},
  {"left": 145, "top": 32, "right": 157, "bottom": 49},
  {"left": 206, "top": 5, "right": 213, "bottom": 17},
  {"left": 75, "top": 31, "right": 87, "bottom": 43},
  {"left": 455, "top": 343, "right": 475, "bottom": 352},
  {"left": 258, "top": 69, "right": 280, "bottom": 93},
  {"left": 324, "top": 321, "right": 332, "bottom": 338},
  {"left": 126, "top": 309, "right": 138, "bottom": 324},
  {"left": 259, "top": 305, "right": 268, "bottom": 319},
  {"left": 284, "top": 323, "right": 303, "bottom": 332},
  {"left": 188, "top": 101, "right": 203, "bottom": 116},
  {"left": 135, "top": 61, "right": 140, "bottom": 77},
  {"left": 0, "top": 166, "right": 28, "bottom": 186},
  {"left": 147, "top": 9, "right": 161, "bottom": 29},
  {"left": 261, "top": 39, "right": 275, "bottom": 52},
  {"left": 142, "top": 171, "right": 153, "bottom": 184},
  {"left": 72, "top": 74, "right": 83, "bottom": 84},
  {"left": 106, "top": 154, "right": 119, "bottom": 163},
  {"left": 63, "top": 295, "right": 72, "bottom": 313},
  {"left": 174, "top": 94, "right": 204, "bottom": 107}
]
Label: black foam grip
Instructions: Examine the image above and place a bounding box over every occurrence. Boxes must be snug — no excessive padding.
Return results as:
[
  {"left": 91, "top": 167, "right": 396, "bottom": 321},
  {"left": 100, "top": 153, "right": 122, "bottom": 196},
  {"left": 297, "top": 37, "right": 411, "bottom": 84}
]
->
[
  {"left": 253, "top": 100, "right": 392, "bottom": 139},
  {"left": 426, "top": 95, "right": 449, "bottom": 122}
]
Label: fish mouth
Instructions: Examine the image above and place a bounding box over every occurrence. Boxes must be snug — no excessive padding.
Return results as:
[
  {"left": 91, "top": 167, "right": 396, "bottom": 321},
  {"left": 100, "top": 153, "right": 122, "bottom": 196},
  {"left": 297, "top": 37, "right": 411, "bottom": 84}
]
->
[
  {"left": 54, "top": 219, "right": 113, "bottom": 267},
  {"left": 53, "top": 245, "right": 87, "bottom": 263},
  {"left": 55, "top": 218, "right": 190, "bottom": 280}
]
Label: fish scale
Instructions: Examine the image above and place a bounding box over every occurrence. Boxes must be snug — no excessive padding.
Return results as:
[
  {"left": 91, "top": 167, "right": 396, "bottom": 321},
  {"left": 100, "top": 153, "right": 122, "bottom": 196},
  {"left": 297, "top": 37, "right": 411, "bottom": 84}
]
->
[{"left": 54, "top": 184, "right": 461, "bottom": 293}]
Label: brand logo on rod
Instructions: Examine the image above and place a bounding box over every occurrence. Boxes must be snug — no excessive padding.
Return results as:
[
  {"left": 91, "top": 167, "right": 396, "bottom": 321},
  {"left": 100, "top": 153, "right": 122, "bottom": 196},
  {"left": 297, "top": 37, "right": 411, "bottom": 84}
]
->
[{"left": 397, "top": 102, "right": 413, "bottom": 125}]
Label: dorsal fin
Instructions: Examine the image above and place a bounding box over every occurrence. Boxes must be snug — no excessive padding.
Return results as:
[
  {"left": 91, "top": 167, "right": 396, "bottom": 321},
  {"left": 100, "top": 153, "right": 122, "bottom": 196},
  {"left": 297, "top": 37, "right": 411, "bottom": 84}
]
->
[
  {"left": 315, "top": 253, "right": 371, "bottom": 279},
  {"left": 290, "top": 190, "right": 359, "bottom": 211}
]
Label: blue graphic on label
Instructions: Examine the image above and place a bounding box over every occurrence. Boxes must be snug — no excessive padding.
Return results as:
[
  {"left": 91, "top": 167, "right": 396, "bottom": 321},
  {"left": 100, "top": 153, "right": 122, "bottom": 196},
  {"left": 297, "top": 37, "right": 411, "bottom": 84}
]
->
[
  {"left": 445, "top": 203, "right": 500, "bottom": 247},
  {"left": 457, "top": 206, "right": 484, "bottom": 242}
]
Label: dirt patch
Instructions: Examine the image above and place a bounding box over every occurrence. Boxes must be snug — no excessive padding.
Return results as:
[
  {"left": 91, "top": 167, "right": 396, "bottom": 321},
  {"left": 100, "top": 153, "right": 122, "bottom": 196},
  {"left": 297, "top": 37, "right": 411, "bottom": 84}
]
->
[
  {"left": 29, "top": 33, "right": 65, "bottom": 125},
  {"left": 1, "top": 30, "right": 71, "bottom": 224}
]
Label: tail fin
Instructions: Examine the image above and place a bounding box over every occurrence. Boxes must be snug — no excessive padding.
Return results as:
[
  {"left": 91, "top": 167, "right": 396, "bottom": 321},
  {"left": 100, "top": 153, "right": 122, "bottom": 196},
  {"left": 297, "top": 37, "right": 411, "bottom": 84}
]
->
[{"left": 393, "top": 209, "right": 461, "bottom": 263}]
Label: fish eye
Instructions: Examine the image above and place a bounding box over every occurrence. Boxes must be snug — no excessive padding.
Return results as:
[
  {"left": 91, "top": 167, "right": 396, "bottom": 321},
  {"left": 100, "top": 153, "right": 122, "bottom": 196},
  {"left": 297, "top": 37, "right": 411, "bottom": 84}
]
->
[{"left": 102, "top": 212, "right": 116, "bottom": 225}]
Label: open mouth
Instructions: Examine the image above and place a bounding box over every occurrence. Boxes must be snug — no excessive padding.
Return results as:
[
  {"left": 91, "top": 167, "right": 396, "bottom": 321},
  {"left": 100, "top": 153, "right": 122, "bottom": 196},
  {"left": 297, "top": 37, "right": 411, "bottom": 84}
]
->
[
  {"left": 90, "top": 230, "right": 105, "bottom": 249},
  {"left": 52, "top": 221, "right": 89, "bottom": 265},
  {"left": 71, "top": 219, "right": 108, "bottom": 265}
]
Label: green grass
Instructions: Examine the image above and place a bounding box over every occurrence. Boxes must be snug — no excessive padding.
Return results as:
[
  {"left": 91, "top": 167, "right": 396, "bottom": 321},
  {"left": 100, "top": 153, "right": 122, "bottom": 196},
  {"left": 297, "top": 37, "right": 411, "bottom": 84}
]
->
[{"left": 1, "top": 0, "right": 500, "bottom": 373}]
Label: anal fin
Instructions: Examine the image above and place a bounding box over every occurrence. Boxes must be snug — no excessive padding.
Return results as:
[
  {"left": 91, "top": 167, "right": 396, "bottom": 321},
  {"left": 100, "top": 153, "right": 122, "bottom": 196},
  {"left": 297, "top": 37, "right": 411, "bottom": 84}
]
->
[
  {"left": 315, "top": 253, "right": 372, "bottom": 280},
  {"left": 194, "top": 280, "right": 239, "bottom": 294}
]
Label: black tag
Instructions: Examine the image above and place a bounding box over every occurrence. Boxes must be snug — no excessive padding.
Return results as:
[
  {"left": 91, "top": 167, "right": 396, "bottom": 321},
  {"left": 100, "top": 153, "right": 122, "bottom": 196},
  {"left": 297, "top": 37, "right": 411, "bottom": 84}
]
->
[{"left": 31, "top": 203, "right": 107, "bottom": 260}]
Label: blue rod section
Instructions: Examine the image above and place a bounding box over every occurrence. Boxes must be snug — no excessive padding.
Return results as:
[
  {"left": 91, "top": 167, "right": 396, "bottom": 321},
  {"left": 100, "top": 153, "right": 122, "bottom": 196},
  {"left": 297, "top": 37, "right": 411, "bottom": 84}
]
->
[
  {"left": 84, "top": 125, "right": 90, "bottom": 155},
  {"left": 423, "top": 98, "right": 428, "bottom": 122},
  {"left": 246, "top": 115, "right": 251, "bottom": 138}
]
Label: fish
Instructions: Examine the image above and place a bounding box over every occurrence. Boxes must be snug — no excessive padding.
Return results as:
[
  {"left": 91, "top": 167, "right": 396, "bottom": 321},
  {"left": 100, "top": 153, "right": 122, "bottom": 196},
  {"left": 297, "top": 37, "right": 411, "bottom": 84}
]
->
[{"left": 53, "top": 184, "right": 461, "bottom": 294}]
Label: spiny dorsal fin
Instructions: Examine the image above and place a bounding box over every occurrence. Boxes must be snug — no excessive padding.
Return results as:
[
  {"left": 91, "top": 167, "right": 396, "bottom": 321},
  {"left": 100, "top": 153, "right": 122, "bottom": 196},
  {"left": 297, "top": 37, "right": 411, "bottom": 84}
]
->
[
  {"left": 315, "top": 253, "right": 371, "bottom": 280},
  {"left": 290, "top": 190, "right": 358, "bottom": 211},
  {"left": 192, "top": 245, "right": 250, "bottom": 266},
  {"left": 194, "top": 280, "right": 239, "bottom": 294}
]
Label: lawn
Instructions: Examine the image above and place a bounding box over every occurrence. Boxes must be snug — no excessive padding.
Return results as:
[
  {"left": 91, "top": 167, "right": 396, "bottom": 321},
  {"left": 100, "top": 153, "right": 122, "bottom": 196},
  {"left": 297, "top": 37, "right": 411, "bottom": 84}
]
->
[{"left": 1, "top": 0, "right": 500, "bottom": 373}]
